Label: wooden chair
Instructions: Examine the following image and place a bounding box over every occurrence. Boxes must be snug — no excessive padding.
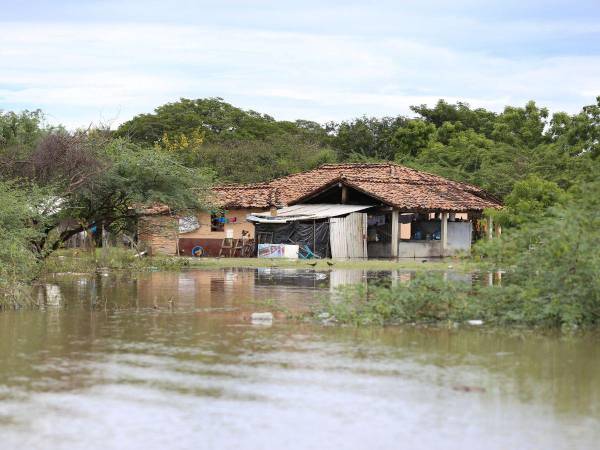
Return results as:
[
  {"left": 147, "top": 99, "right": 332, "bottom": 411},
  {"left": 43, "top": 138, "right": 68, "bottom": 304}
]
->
[
  {"left": 218, "top": 238, "right": 235, "bottom": 257},
  {"left": 231, "top": 238, "right": 244, "bottom": 257}
]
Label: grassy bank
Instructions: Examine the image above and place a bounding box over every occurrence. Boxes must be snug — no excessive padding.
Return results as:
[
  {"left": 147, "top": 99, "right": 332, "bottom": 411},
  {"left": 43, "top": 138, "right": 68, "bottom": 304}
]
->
[{"left": 43, "top": 248, "right": 481, "bottom": 274}]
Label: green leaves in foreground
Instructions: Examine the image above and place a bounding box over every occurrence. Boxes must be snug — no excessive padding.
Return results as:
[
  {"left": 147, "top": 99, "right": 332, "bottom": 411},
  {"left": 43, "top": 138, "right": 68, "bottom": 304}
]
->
[{"left": 0, "top": 181, "right": 44, "bottom": 305}]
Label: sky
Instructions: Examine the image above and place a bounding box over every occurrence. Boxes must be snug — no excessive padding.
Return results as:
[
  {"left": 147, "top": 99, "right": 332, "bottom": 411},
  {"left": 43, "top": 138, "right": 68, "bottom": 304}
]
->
[{"left": 1, "top": 0, "right": 600, "bottom": 129}]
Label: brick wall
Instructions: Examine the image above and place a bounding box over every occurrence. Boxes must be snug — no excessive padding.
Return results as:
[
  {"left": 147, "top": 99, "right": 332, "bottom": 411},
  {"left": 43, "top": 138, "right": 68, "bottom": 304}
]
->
[{"left": 138, "top": 215, "right": 178, "bottom": 256}]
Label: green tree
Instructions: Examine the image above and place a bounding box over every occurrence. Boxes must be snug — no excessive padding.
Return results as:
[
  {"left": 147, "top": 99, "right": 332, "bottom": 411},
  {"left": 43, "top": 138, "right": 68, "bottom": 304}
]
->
[
  {"left": 0, "top": 182, "right": 44, "bottom": 301},
  {"left": 392, "top": 119, "right": 435, "bottom": 159},
  {"left": 411, "top": 99, "right": 497, "bottom": 137},
  {"left": 196, "top": 135, "right": 336, "bottom": 183},
  {"left": 491, "top": 101, "right": 549, "bottom": 148},
  {"left": 330, "top": 116, "right": 405, "bottom": 160},
  {"left": 0, "top": 109, "right": 47, "bottom": 148},
  {"left": 117, "top": 97, "right": 299, "bottom": 144},
  {"left": 489, "top": 175, "right": 565, "bottom": 228},
  {"left": 476, "top": 181, "right": 600, "bottom": 327},
  {"left": 1, "top": 131, "right": 214, "bottom": 256}
]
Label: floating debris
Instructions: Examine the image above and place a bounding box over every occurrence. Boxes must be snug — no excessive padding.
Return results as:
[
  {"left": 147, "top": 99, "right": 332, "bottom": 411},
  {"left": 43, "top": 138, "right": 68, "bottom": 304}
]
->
[
  {"left": 251, "top": 312, "right": 273, "bottom": 325},
  {"left": 467, "top": 320, "right": 484, "bottom": 326}
]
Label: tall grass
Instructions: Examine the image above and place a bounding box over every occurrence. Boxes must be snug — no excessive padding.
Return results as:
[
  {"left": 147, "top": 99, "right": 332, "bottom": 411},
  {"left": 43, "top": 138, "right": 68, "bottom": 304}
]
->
[{"left": 43, "top": 247, "right": 191, "bottom": 273}]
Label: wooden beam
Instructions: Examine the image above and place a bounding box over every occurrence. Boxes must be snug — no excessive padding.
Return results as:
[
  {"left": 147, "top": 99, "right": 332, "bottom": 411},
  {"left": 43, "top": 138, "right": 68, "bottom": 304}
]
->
[
  {"left": 440, "top": 212, "right": 448, "bottom": 256},
  {"left": 391, "top": 209, "right": 399, "bottom": 258},
  {"left": 341, "top": 185, "right": 348, "bottom": 204},
  {"left": 487, "top": 216, "right": 494, "bottom": 240}
]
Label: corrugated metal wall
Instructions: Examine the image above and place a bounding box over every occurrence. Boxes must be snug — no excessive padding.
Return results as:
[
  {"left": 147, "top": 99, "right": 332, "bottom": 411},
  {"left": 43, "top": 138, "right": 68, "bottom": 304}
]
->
[{"left": 330, "top": 213, "right": 367, "bottom": 258}]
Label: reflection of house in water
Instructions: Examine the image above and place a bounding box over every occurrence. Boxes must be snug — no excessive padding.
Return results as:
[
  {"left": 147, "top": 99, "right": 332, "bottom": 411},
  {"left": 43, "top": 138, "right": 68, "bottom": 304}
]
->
[
  {"left": 139, "top": 163, "right": 502, "bottom": 259},
  {"left": 36, "top": 268, "right": 500, "bottom": 319},
  {"left": 136, "top": 269, "right": 257, "bottom": 310},
  {"left": 255, "top": 268, "right": 329, "bottom": 289}
]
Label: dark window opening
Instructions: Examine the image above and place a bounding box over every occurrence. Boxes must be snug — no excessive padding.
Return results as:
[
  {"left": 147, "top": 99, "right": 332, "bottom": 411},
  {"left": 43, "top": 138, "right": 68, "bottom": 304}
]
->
[{"left": 211, "top": 212, "right": 225, "bottom": 232}]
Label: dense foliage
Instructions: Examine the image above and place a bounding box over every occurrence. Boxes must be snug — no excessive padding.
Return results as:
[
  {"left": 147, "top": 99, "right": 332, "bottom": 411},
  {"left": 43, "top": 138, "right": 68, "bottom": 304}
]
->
[
  {"left": 0, "top": 112, "right": 213, "bottom": 267},
  {"left": 321, "top": 182, "right": 600, "bottom": 329},
  {"left": 117, "top": 98, "right": 333, "bottom": 183},
  {"left": 0, "top": 182, "right": 44, "bottom": 305}
]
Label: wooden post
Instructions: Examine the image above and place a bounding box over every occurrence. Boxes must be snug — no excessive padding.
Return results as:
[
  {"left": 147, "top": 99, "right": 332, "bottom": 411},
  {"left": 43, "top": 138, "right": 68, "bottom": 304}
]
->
[
  {"left": 487, "top": 216, "right": 494, "bottom": 240},
  {"left": 341, "top": 185, "right": 348, "bottom": 204},
  {"left": 101, "top": 223, "right": 108, "bottom": 260},
  {"left": 312, "top": 219, "right": 316, "bottom": 255},
  {"left": 175, "top": 219, "right": 180, "bottom": 256},
  {"left": 495, "top": 224, "right": 502, "bottom": 238},
  {"left": 441, "top": 212, "right": 448, "bottom": 257},
  {"left": 390, "top": 209, "right": 399, "bottom": 258}
]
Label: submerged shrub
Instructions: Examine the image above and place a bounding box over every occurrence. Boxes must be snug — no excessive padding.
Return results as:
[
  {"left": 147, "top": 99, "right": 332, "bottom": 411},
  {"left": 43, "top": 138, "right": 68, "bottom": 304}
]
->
[
  {"left": 321, "top": 274, "right": 479, "bottom": 326},
  {"left": 475, "top": 181, "right": 600, "bottom": 328},
  {"left": 319, "top": 266, "right": 600, "bottom": 329},
  {"left": 0, "top": 182, "right": 42, "bottom": 308}
]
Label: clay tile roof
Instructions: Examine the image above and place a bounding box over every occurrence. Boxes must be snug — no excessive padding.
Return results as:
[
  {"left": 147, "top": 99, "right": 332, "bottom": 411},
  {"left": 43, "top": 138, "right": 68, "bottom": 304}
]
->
[
  {"left": 212, "top": 183, "right": 282, "bottom": 209},
  {"left": 214, "top": 163, "right": 502, "bottom": 212}
]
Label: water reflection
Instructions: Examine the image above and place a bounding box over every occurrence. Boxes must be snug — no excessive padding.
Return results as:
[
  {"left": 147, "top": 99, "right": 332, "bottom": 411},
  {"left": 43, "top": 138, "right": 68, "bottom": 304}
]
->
[
  {"left": 0, "top": 268, "right": 597, "bottom": 450},
  {"left": 36, "top": 267, "right": 504, "bottom": 313}
]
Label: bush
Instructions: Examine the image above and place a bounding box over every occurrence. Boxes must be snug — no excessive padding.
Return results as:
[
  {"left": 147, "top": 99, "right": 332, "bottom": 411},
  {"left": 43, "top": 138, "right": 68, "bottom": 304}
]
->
[
  {"left": 322, "top": 182, "right": 600, "bottom": 329},
  {"left": 0, "top": 182, "right": 42, "bottom": 308},
  {"left": 320, "top": 274, "right": 478, "bottom": 326}
]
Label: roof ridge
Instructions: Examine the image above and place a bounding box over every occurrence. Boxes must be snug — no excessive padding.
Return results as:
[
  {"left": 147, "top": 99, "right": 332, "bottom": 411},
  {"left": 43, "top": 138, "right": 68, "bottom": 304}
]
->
[
  {"left": 318, "top": 162, "right": 396, "bottom": 167},
  {"left": 214, "top": 182, "right": 274, "bottom": 189},
  {"left": 341, "top": 176, "right": 431, "bottom": 184}
]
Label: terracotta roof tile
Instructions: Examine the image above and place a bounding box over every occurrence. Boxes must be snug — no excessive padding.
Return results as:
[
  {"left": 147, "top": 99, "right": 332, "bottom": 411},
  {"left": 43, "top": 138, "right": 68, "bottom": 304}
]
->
[
  {"left": 213, "top": 184, "right": 282, "bottom": 209},
  {"left": 215, "top": 163, "right": 502, "bottom": 212}
]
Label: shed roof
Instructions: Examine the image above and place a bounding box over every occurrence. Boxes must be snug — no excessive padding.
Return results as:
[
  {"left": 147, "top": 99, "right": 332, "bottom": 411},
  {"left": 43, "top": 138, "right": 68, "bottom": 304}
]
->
[{"left": 248, "top": 203, "right": 372, "bottom": 223}]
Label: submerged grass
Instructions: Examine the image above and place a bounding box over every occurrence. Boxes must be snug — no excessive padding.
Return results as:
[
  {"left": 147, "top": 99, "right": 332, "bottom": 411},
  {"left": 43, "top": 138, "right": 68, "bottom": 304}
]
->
[
  {"left": 0, "top": 282, "right": 36, "bottom": 310},
  {"left": 44, "top": 248, "right": 192, "bottom": 273},
  {"left": 44, "top": 248, "right": 479, "bottom": 274}
]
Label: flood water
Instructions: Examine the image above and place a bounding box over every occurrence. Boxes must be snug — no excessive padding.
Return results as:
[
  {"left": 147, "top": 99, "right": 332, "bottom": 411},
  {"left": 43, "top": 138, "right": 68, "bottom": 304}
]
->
[{"left": 1, "top": 268, "right": 599, "bottom": 450}]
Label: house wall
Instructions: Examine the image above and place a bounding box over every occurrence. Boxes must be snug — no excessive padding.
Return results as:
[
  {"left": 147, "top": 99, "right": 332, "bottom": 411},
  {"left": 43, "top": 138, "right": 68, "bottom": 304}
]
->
[
  {"left": 367, "top": 241, "right": 391, "bottom": 258},
  {"left": 397, "top": 241, "right": 443, "bottom": 258},
  {"left": 394, "top": 222, "right": 472, "bottom": 258},
  {"left": 178, "top": 208, "right": 267, "bottom": 257},
  {"left": 447, "top": 222, "right": 472, "bottom": 253},
  {"left": 181, "top": 208, "right": 264, "bottom": 240},
  {"left": 138, "top": 216, "right": 178, "bottom": 256},
  {"left": 139, "top": 208, "right": 267, "bottom": 257}
]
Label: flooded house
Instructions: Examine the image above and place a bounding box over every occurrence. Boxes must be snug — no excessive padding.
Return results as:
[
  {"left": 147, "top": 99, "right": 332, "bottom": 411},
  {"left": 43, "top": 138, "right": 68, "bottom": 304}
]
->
[{"left": 138, "top": 163, "right": 502, "bottom": 258}]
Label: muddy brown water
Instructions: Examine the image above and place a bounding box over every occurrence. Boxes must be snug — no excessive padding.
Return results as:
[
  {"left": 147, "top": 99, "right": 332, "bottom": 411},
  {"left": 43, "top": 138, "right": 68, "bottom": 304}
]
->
[{"left": 1, "top": 268, "right": 598, "bottom": 450}]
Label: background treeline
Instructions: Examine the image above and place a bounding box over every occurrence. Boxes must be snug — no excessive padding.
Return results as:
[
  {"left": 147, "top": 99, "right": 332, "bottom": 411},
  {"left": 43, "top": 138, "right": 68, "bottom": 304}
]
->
[{"left": 116, "top": 96, "right": 600, "bottom": 199}]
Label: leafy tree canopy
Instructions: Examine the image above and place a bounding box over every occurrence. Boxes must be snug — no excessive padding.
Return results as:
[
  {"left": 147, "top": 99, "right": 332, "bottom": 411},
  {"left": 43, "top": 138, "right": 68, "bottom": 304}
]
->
[{"left": 117, "top": 97, "right": 328, "bottom": 145}]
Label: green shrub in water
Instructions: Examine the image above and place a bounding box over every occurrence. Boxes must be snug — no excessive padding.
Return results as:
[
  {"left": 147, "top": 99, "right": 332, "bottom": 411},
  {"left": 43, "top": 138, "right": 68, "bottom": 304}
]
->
[
  {"left": 321, "top": 274, "right": 478, "bottom": 326},
  {"left": 322, "top": 181, "right": 600, "bottom": 329}
]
